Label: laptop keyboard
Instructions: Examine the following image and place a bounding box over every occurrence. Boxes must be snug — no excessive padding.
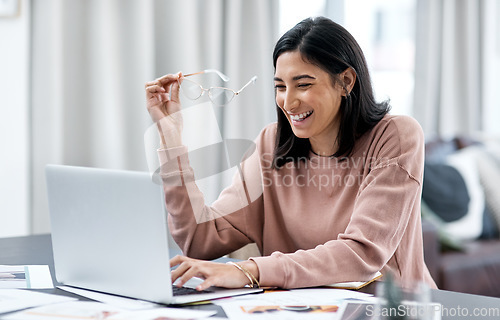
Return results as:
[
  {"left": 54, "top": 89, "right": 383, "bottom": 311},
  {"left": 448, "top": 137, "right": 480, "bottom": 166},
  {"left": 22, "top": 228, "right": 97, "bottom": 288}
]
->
[{"left": 172, "top": 285, "right": 213, "bottom": 296}]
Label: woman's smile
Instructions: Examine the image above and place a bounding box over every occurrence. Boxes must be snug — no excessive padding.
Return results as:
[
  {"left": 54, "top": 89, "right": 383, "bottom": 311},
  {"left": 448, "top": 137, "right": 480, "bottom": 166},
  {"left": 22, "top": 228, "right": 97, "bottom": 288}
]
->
[{"left": 288, "top": 110, "right": 314, "bottom": 124}]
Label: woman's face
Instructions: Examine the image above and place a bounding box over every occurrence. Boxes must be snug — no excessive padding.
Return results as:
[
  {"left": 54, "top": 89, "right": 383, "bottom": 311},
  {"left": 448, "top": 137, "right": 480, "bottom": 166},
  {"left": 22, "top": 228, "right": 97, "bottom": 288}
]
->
[{"left": 274, "top": 51, "right": 344, "bottom": 153}]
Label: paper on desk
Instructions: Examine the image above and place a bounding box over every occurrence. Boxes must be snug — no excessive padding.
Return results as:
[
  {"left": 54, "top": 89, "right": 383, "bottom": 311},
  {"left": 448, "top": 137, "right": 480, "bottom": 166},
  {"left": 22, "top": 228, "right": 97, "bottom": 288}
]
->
[
  {"left": 1, "top": 301, "right": 125, "bottom": 320},
  {"left": 2, "top": 300, "right": 217, "bottom": 320},
  {"left": 0, "top": 265, "right": 53, "bottom": 289},
  {"left": 57, "top": 285, "right": 160, "bottom": 310},
  {"left": 108, "top": 307, "right": 217, "bottom": 319},
  {"left": 215, "top": 287, "right": 374, "bottom": 305},
  {"left": 214, "top": 288, "right": 375, "bottom": 319},
  {"left": 0, "top": 289, "right": 76, "bottom": 314}
]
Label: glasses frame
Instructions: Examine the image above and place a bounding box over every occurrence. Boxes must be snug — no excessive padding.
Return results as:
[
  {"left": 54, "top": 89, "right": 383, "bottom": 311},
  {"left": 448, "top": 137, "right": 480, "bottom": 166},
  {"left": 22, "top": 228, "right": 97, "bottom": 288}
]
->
[{"left": 179, "top": 69, "right": 257, "bottom": 106}]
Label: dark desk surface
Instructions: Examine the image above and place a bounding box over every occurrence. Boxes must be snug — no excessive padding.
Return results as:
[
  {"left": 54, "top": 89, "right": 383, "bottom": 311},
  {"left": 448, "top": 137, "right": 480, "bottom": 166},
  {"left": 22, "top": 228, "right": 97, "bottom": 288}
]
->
[{"left": 1, "top": 234, "right": 500, "bottom": 319}]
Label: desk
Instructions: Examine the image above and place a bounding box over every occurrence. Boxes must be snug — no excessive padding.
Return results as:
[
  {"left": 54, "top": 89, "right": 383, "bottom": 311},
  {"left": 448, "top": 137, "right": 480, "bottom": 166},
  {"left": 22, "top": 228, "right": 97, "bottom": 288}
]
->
[{"left": 1, "top": 234, "right": 500, "bottom": 319}]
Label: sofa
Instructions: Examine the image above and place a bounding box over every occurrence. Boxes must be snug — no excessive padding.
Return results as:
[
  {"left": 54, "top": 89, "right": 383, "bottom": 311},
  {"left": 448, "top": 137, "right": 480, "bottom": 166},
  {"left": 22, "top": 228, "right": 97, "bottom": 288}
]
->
[{"left": 421, "top": 136, "right": 500, "bottom": 297}]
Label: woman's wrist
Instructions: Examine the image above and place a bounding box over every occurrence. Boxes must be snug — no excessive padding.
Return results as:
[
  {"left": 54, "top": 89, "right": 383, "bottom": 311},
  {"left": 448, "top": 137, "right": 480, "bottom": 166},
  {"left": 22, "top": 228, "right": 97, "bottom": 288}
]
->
[
  {"left": 227, "top": 260, "right": 260, "bottom": 288},
  {"left": 239, "top": 260, "right": 260, "bottom": 283},
  {"left": 156, "top": 118, "right": 183, "bottom": 149}
]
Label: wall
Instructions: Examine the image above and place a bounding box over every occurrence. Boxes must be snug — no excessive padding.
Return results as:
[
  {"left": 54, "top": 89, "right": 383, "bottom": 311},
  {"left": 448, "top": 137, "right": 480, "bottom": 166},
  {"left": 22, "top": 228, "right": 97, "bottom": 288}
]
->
[{"left": 0, "top": 0, "right": 30, "bottom": 237}]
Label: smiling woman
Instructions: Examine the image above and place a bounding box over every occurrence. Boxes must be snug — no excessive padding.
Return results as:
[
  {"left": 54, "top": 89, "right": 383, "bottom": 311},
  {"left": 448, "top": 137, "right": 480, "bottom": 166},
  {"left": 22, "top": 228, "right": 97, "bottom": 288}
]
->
[
  {"left": 272, "top": 17, "right": 390, "bottom": 168},
  {"left": 146, "top": 16, "right": 437, "bottom": 291}
]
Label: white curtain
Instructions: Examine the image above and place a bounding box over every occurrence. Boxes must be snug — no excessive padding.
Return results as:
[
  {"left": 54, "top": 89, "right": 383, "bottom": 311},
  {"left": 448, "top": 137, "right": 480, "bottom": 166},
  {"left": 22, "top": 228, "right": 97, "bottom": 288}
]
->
[
  {"left": 413, "top": 0, "right": 500, "bottom": 139},
  {"left": 30, "top": 0, "right": 278, "bottom": 234}
]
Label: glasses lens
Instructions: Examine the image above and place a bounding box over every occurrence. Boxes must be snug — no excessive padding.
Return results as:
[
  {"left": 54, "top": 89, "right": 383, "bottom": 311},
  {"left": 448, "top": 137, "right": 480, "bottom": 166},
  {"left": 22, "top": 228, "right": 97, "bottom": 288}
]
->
[
  {"left": 181, "top": 79, "right": 203, "bottom": 100},
  {"left": 209, "top": 88, "right": 235, "bottom": 106}
]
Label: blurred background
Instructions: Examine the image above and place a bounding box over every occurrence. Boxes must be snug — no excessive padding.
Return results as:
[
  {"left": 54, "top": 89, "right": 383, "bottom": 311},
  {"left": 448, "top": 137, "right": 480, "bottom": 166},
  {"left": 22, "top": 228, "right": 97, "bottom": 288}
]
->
[{"left": 1, "top": 0, "right": 499, "bottom": 238}]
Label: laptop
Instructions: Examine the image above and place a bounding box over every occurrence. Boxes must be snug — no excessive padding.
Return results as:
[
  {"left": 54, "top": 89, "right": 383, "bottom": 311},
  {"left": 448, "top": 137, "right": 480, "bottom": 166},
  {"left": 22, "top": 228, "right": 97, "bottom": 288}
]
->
[{"left": 45, "top": 164, "right": 262, "bottom": 304}]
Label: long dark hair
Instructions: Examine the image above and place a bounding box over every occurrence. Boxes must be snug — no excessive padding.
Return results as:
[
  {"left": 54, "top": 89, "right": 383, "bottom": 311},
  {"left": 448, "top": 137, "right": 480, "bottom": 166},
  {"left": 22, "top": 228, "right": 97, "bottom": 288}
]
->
[{"left": 272, "top": 17, "right": 390, "bottom": 169}]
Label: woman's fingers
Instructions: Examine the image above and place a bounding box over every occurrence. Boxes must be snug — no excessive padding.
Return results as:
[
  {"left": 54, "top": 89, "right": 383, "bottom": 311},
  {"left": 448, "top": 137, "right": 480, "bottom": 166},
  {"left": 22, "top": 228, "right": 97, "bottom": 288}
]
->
[
  {"left": 144, "top": 83, "right": 165, "bottom": 92},
  {"left": 170, "top": 254, "right": 184, "bottom": 268},
  {"left": 170, "top": 256, "right": 191, "bottom": 285},
  {"left": 196, "top": 276, "right": 219, "bottom": 291},
  {"left": 144, "top": 73, "right": 179, "bottom": 99},
  {"left": 170, "top": 256, "right": 207, "bottom": 289},
  {"left": 177, "top": 264, "right": 205, "bottom": 288},
  {"left": 145, "top": 73, "right": 182, "bottom": 113},
  {"left": 145, "top": 84, "right": 166, "bottom": 107},
  {"left": 169, "top": 73, "right": 182, "bottom": 103},
  {"left": 156, "top": 73, "right": 181, "bottom": 87},
  {"left": 145, "top": 86, "right": 166, "bottom": 104},
  {"left": 145, "top": 73, "right": 179, "bottom": 89}
]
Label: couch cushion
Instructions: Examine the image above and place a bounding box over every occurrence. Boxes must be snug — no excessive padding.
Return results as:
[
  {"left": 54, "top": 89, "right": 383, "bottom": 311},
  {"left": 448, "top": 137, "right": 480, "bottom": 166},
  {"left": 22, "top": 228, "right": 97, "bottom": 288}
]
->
[
  {"left": 423, "top": 162, "right": 469, "bottom": 222},
  {"left": 441, "top": 147, "right": 485, "bottom": 241},
  {"left": 423, "top": 147, "right": 486, "bottom": 242},
  {"left": 439, "top": 240, "right": 500, "bottom": 297}
]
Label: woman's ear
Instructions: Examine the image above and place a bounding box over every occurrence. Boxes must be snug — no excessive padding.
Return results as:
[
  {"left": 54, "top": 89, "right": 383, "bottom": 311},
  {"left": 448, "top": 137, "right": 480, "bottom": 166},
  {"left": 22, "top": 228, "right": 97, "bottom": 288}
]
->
[{"left": 340, "top": 68, "right": 356, "bottom": 96}]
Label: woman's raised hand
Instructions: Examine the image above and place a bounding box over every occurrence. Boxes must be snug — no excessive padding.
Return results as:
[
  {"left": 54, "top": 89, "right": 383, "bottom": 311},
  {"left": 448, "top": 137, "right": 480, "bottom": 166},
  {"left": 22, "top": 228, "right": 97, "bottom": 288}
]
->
[{"left": 145, "top": 73, "right": 184, "bottom": 146}]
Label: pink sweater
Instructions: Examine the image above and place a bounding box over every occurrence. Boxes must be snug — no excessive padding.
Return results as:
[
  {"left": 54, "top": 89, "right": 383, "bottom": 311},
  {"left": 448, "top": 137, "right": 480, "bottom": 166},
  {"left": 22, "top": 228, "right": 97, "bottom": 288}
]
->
[{"left": 158, "top": 115, "right": 437, "bottom": 289}]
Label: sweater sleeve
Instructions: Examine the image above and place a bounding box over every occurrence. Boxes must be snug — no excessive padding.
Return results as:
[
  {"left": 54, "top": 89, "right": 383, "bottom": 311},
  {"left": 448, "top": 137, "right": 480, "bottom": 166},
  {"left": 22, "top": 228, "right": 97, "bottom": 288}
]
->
[
  {"left": 252, "top": 116, "right": 425, "bottom": 288},
  {"left": 158, "top": 127, "right": 271, "bottom": 260}
]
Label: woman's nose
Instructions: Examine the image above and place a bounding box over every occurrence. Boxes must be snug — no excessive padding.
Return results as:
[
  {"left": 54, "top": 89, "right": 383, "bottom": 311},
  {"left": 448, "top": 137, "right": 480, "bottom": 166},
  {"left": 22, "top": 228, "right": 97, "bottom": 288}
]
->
[{"left": 282, "top": 91, "right": 299, "bottom": 112}]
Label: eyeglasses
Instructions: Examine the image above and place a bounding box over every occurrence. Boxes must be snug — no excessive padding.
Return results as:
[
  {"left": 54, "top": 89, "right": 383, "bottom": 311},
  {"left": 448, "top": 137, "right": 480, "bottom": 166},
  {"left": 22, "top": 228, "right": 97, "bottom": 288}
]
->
[{"left": 179, "top": 69, "right": 257, "bottom": 106}]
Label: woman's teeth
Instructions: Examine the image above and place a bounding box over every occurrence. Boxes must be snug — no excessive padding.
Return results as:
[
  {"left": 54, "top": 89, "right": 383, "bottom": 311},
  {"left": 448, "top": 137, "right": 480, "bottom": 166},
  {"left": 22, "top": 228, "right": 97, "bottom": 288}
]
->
[{"left": 290, "top": 110, "right": 313, "bottom": 121}]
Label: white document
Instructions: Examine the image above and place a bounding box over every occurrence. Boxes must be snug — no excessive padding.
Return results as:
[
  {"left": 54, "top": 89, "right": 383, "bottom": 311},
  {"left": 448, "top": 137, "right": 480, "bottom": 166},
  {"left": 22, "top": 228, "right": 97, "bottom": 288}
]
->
[
  {"left": 0, "top": 289, "right": 75, "bottom": 314},
  {"left": 1, "top": 301, "right": 125, "bottom": 320},
  {"left": 2, "top": 300, "right": 217, "bottom": 320},
  {"left": 108, "top": 307, "right": 217, "bottom": 319},
  {"left": 0, "top": 265, "right": 53, "bottom": 289}
]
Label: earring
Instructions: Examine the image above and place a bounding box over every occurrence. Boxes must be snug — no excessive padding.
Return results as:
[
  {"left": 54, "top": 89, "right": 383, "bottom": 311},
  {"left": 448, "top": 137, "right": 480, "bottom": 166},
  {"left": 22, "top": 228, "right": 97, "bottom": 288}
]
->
[{"left": 342, "top": 86, "right": 349, "bottom": 97}]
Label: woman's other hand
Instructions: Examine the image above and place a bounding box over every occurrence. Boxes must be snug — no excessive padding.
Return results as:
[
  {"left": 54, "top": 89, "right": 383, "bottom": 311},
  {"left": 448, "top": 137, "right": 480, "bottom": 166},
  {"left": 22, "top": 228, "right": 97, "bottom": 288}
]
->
[{"left": 170, "top": 255, "right": 260, "bottom": 291}]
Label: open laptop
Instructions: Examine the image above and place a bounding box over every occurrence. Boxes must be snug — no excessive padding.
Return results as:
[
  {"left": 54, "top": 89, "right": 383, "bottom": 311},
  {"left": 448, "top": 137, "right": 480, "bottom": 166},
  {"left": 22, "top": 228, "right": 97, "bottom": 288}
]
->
[{"left": 45, "top": 164, "right": 262, "bottom": 304}]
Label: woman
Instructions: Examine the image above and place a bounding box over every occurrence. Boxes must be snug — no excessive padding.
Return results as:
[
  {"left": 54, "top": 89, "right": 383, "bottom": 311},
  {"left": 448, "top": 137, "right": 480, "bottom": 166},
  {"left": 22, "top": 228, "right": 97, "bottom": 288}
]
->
[{"left": 145, "top": 17, "right": 436, "bottom": 291}]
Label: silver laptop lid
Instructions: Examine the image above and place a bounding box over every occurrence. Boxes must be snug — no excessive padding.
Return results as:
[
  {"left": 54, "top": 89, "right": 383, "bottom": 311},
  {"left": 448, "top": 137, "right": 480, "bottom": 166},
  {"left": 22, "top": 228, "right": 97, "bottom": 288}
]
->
[{"left": 46, "top": 164, "right": 174, "bottom": 303}]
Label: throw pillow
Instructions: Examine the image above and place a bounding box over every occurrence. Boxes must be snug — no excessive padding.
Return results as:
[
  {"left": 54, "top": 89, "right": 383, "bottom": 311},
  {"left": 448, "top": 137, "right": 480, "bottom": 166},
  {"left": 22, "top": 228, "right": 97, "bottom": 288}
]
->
[
  {"left": 440, "top": 147, "right": 485, "bottom": 241},
  {"left": 422, "top": 162, "right": 470, "bottom": 222}
]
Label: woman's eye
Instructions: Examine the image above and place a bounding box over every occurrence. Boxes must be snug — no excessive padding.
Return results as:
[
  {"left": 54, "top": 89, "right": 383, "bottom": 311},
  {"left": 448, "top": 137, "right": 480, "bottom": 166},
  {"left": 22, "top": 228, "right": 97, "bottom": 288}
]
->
[
  {"left": 298, "top": 83, "right": 312, "bottom": 88},
  {"left": 274, "top": 85, "right": 286, "bottom": 90}
]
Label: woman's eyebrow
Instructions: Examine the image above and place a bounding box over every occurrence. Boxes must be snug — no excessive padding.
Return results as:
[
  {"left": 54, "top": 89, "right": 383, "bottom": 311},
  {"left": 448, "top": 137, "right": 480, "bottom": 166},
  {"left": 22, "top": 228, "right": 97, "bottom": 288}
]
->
[
  {"left": 293, "top": 74, "right": 316, "bottom": 81},
  {"left": 274, "top": 75, "right": 316, "bottom": 82}
]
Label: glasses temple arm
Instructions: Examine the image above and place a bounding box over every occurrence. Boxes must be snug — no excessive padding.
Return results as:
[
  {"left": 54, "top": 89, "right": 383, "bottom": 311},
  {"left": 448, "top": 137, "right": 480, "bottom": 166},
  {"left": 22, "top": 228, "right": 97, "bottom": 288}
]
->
[{"left": 236, "top": 76, "right": 258, "bottom": 94}]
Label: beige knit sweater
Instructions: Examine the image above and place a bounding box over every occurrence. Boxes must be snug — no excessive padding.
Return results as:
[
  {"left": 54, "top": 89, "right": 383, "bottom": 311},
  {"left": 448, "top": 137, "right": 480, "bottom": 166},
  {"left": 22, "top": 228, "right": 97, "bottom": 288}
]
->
[{"left": 158, "top": 114, "right": 437, "bottom": 289}]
